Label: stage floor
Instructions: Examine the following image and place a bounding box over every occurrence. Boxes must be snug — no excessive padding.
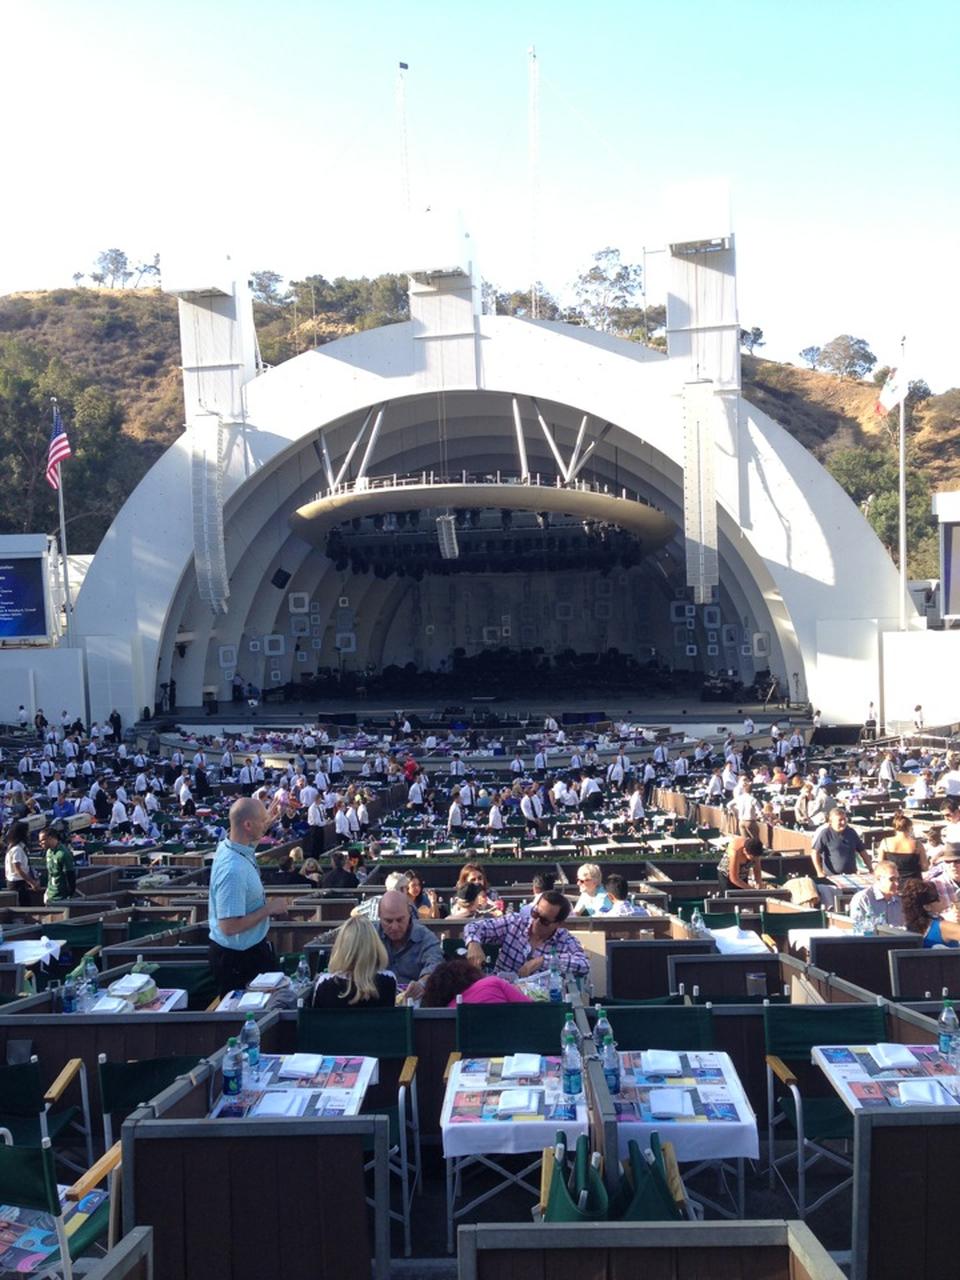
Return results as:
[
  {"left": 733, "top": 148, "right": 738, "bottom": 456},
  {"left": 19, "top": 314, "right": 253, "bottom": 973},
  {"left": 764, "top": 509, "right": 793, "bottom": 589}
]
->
[{"left": 141, "top": 693, "right": 806, "bottom": 737}]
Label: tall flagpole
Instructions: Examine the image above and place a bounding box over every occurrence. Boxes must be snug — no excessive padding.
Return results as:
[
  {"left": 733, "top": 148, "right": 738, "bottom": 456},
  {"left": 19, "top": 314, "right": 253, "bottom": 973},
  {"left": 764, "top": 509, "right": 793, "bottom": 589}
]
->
[
  {"left": 897, "top": 336, "right": 907, "bottom": 631},
  {"left": 51, "top": 397, "right": 74, "bottom": 646}
]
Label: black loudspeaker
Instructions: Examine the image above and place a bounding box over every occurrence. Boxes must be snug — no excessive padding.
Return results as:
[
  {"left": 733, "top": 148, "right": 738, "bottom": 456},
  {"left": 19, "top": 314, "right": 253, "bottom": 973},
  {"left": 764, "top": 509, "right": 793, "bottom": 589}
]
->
[
  {"left": 271, "top": 568, "right": 291, "bottom": 589},
  {"left": 810, "top": 725, "right": 863, "bottom": 747}
]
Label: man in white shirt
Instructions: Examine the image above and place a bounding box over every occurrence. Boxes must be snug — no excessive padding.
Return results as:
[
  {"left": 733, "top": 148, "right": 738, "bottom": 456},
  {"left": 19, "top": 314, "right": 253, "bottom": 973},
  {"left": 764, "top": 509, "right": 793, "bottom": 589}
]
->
[
  {"left": 408, "top": 777, "right": 425, "bottom": 810},
  {"left": 672, "top": 755, "right": 689, "bottom": 779},
  {"left": 511, "top": 754, "right": 525, "bottom": 775},
  {"left": 520, "top": 788, "right": 541, "bottom": 835},
  {"left": 626, "top": 784, "right": 645, "bottom": 825},
  {"left": 110, "top": 796, "right": 130, "bottom": 831},
  {"left": 579, "top": 774, "right": 602, "bottom": 813},
  {"left": 732, "top": 781, "right": 762, "bottom": 839},
  {"left": 447, "top": 797, "right": 465, "bottom": 834},
  {"left": 642, "top": 760, "right": 657, "bottom": 806},
  {"left": 449, "top": 754, "right": 466, "bottom": 778},
  {"left": 721, "top": 761, "right": 738, "bottom": 796},
  {"left": 77, "top": 794, "right": 96, "bottom": 817},
  {"left": 938, "top": 762, "right": 960, "bottom": 797}
]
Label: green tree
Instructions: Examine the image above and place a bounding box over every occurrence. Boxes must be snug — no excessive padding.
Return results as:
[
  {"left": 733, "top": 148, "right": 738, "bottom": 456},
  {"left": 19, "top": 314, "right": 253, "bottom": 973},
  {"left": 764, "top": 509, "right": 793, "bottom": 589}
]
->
[
  {"left": 819, "top": 334, "right": 877, "bottom": 380},
  {"left": 827, "top": 446, "right": 935, "bottom": 564},
  {"left": 94, "top": 249, "right": 129, "bottom": 288},
  {"left": 740, "top": 326, "right": 765, "bottom": 355},
  {"left": 799, "top": 345, "right": 822, "bottom": 370},
  {"left": 250, "top": 270, "right": 287, "bottom": 305},
  {"left": 878, "top": 378, "right": 934, "bottom": 442},
  {"left": 574, "top": 247, "right": 643, "bottom": 334},
  {"left": 495, "top": 285, "right": 561, "bottom": 320},
  {"left": 132, "top": 254, "right": 161, "bottom": 288}
]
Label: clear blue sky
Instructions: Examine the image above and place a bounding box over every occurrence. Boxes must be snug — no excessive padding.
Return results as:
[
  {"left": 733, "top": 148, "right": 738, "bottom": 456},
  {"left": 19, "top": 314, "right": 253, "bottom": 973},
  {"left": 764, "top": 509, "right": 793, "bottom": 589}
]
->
[{"left": 4, "top": 0, "right": 958, "bottom": 388}]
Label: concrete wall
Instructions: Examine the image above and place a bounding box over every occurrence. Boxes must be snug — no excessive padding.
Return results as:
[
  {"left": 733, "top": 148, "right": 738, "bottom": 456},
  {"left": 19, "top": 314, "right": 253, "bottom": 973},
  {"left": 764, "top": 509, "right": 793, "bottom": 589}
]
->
[
  {"left": 881, "top": 630, "right": 960, "bottom": 729},
  {"left": 0, "top": 646, "right": 86, "bottom": 724}
]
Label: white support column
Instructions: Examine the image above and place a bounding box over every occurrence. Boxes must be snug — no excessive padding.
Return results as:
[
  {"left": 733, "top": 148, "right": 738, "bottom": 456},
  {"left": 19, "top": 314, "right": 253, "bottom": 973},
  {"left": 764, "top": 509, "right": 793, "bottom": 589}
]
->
[
  {"left": 568, "top": 423, "right": 613, "bottom": 482},
  {"left": 334, "top": 407, "right": 375, "bottom": 489},
  {"left": 354, "top": 404, "right": 387, "bottom": 488},
  {"left": 511, "top": 397, "right": 530, "bottom": 482},
  {"left": 530, "top": 397, "right": 570, "bottom": 481}
]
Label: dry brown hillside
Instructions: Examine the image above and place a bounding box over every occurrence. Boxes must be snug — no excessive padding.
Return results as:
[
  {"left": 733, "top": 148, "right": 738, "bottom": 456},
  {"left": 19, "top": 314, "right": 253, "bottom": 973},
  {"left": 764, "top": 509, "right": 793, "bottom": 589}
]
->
[{"left": 742, "top": 354, "right": 960, "bottom": 483}]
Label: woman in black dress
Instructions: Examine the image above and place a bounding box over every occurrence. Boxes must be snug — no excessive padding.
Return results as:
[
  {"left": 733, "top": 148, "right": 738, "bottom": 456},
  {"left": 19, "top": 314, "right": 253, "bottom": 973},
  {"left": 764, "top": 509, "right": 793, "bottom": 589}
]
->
[{"left": 311, "top": 916, "right": 396, "bottom": 1007}]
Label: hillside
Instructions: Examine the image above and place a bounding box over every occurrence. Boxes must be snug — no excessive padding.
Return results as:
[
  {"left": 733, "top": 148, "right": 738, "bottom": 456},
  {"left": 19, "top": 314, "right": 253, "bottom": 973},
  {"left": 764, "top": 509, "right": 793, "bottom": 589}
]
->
[{"left": 0, "top": 287, "right": 957, "bottom": 570}]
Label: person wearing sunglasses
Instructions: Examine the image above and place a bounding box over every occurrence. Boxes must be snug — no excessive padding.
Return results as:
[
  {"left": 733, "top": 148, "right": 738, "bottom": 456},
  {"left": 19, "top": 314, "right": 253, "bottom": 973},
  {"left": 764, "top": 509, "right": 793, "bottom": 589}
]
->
[
  {"left": 463, "top": 889, "right": 589, "bottom": 978},
  {"left": 573, "top": 862, "right": 611, "bottom": 916}
]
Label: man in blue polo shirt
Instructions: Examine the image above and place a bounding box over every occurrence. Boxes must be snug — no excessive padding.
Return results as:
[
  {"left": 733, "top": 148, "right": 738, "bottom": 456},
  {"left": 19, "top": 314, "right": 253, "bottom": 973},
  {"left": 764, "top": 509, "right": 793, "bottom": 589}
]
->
[{"left": 208, "top": 796, "right": 294, "bottom": 995}]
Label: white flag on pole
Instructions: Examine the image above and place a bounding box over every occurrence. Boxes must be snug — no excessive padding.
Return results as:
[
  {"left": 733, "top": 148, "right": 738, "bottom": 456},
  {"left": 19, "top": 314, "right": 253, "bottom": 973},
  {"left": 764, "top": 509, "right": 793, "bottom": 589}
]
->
[{"left": 876, "top": 366, "right": 906, "bottom": 415}]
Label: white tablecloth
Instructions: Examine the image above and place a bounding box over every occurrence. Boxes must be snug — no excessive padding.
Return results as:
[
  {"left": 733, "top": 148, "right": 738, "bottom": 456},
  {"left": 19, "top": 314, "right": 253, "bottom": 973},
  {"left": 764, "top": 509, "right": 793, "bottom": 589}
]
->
[
  {"left": 441, "top": 1057, "right": 588, "bottom": 1158},
  {"left": 209, "top": 1053, "right": 377, "bottom": 1119},
  {"left": 612, "top": 1049, "right": 759, "bottom": 1160},
  {"left": 708, "top": 926, "right": 771, "bottom": 955},
  {"left": 812, "top": 1043, "right": 960, "bottom": 1113},
  {"left": 3, "top": 939, "right": 62, "bottom": 966}
]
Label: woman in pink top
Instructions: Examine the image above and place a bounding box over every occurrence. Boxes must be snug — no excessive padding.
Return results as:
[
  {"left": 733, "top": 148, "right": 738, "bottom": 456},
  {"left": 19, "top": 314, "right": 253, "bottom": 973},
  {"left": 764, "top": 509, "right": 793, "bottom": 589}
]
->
[{"left": 420, "top": 958, "right": 532, "bottom": 1007}]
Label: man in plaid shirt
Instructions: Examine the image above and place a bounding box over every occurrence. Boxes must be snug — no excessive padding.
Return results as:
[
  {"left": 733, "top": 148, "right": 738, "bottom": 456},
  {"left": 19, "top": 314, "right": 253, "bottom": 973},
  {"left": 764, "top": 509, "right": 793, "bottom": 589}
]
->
[{"left": 463, "top": 890, "right": 589, "bottom": 977}]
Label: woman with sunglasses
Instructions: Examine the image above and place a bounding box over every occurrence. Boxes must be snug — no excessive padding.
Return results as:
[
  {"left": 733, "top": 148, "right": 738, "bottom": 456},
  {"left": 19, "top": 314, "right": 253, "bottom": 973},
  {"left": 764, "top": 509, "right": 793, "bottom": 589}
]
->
[{"left": 573, "top": 862, "right": 611, "bottom": 916}]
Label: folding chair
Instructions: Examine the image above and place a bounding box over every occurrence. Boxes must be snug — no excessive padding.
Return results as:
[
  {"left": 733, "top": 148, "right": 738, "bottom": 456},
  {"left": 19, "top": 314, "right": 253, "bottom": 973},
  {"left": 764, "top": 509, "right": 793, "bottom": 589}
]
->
[
  {"left": 147, "top": 962, "right": 219, "bottom": 1011},
  {"left": 540, "top": 1132, "right": 608, "bottom": 1222},
  {"left": 126, "top": 917, "right": 181, "bottom": 940},
  {"left": 760, "top": 908, "right": 825, "bottom": 950},
  {"left": 609, "top": 1135, "right": 687, "bottom": 1222},
  {"left": 0, "top": 1057, "right": 94, "bottom": 1174},
  {"left": 764, "top": 1002, "right": 886, "bottom": 1218},
  {"left": 297, "top": 1006, "right": 419, "bottom": 1256},
  {"left": 602, "top": 1004, "right": 714, "bottom": 1051},
  {"left": 0, "top": 1134, "right": 120, "bottom": 1280},
  {"left": 98, "top": 1053, "right": 203, "bottom": 1147},
  {"left": 454, "top": 1001, "right": 569, "bottom": 1057}
]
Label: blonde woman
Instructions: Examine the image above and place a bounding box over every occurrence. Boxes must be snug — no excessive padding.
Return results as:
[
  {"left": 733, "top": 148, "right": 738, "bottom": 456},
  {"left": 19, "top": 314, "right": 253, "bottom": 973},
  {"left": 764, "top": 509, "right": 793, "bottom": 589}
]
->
[{"left": 311, "top": 916, "right": 397, "bottom": 1007}]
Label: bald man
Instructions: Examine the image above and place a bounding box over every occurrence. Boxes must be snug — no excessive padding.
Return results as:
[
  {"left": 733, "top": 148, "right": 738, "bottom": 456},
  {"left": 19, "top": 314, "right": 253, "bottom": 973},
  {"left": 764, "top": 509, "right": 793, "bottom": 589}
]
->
[
  {"left": 377, "top": 889, "right": 442, "bottom": 1001},
  {"left": 208, "top": 796, "right": 294, "bottom": 995}
]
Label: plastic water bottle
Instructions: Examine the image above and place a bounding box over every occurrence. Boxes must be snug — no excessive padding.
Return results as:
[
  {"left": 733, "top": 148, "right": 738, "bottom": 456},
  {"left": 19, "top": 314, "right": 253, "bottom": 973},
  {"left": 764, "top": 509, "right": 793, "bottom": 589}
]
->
[
  {"left": 594, "top": 1006, "right": 613, "bottom": 1046},
  {"left": 62, "top": 976, "right": 77, "bottom": 1014},
  {"left": 222, "top": 1037, "right": 243, "bottom": 1096},
  {"left": 296, "top": 955, "right": 311, "bottom": 994},
  {"left": 562, "top": 1010, "right": 576, "bottom": 1056},
  {"left": 938, "top": 998, "right": 959, "bottom": 1066},
  {"left": 602, "top": 1034, "right": 621, "bottom": 1095},
  {"left": 691, "top": 908, "right": 706, "bottom": 936},
  {"left": 547, "top": 950, "right": 563, "bottom": 1003},
  {"left": 240, "top": 1014, "right": 261, "bottom": 1082},
  {"left": 83, "top": 956, "right": 99, "bottom": 1007},
  {"left": 561, "top": 1033, "right": 583, "bottom": 1100}
]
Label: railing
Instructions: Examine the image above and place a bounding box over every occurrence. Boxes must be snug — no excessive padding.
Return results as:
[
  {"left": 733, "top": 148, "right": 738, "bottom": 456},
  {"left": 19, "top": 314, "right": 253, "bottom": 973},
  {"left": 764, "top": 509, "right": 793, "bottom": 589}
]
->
[{"left": 312, "top": 470, "right": 655, "bottom": 509}]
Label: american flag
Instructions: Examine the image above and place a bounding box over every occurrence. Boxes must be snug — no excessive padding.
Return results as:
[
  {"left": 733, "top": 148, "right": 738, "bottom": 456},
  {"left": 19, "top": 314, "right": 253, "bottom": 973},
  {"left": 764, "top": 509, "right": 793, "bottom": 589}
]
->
[{"left": 46, "top": 403, "right": 72, "bottom": 490}]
